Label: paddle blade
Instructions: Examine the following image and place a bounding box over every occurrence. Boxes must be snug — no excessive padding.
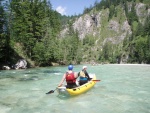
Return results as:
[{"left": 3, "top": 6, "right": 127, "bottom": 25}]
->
[
  {"left": 92, "top": 80, "right": 101, "bottom": 82},
  {"left": 46, "top": 90, "right": 54, "bottom": 94}
]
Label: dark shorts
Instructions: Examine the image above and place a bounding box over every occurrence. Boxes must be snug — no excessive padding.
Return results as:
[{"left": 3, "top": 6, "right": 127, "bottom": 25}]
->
[
  {"left": 79, "top": 80, "right": 88, "bottom": 86},
  {"left": 66, "top": 83, "right": 77, "bottom": 89}
]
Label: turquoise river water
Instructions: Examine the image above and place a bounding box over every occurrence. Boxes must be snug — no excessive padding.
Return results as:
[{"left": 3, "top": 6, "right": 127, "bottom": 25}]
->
[{"left": 0, "top": 64, "right": 150, "bottom": 113}]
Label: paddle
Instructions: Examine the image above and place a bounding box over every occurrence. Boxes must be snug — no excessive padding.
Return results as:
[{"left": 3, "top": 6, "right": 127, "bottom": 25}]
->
[
  {"left": 46, "top": 88, "right": 57, "bottom": 94},
  {"left": 92, "top": 80, "right": 101, "bottom": 82}
]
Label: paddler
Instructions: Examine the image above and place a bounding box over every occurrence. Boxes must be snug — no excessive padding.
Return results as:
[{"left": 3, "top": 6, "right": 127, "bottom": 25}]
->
[
  {"left": 58, "top": 65, "right": 78, "bottom": 88},
  {"left": 78, "top": 66, "right": 91, "bottom": 85}
]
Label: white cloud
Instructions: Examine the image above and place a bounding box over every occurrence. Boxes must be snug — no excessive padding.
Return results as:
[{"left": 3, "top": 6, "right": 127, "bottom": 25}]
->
[{"left": 56, "top": 6, "right": 67, "bottom": 15}]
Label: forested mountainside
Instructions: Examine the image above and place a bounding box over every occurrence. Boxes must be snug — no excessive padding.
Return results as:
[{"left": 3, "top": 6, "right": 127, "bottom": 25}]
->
[
  {"left": 61, "top": 0, "right": 150, "bottom": 64},
  {"left": 0, "top": 0, "right": 150, "bottom": 69}
]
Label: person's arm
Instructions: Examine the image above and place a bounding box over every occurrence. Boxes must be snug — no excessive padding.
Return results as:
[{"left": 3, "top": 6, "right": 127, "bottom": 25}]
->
[
  {"left": 75, "top": 72, "right": 79, "bottom": 79},
  {"left": 58, "top": 73, "right": 66, "bottom": 87},
  {"left": 78, "top": 72, "right": 80, "bottom": 77},
  {"left": 84, "top": 70, "right": 90, "bottom": 80}
]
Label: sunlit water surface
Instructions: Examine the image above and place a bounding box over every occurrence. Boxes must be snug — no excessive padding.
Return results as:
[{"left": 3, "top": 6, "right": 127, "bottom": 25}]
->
[{"left": 0, "top": 64, "right": 150, "bottom": 113}]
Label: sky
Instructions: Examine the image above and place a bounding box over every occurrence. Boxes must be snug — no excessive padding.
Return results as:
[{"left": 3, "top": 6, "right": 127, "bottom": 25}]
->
[{"left": 50, "top": 0, "right": 101, "bottom": 16}]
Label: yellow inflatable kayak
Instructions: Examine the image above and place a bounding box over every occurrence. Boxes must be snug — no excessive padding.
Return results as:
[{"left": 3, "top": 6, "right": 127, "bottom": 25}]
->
[{"left": 57, "top": 74, "right": 97, "bottom": 96}]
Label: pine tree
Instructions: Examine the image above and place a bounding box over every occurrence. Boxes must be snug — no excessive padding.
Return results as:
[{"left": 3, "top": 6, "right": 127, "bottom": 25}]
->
[
  {"left": 0, "top": 2, "right": 5, "bottom": 62},
  {"left": 0, "top": 1, "right": 10, "bottom": 63}
]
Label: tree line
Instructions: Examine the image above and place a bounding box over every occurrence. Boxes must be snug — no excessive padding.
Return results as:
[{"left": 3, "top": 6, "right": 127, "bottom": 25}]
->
[{"left": 0, "top": 0, "right": 81, "bottom": 68}]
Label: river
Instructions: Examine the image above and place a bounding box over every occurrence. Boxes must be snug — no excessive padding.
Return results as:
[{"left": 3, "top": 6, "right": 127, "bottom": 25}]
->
[{"left": 0, "top": 64, "right": 150, "bottom": 113}]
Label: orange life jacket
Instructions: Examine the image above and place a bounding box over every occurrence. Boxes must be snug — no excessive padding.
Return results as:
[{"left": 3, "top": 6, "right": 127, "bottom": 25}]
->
[{"left": 66, "top": 72, "right": 76, "bottom": 83}]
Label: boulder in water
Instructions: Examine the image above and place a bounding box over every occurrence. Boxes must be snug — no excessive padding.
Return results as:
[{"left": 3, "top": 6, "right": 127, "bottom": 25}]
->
[
  {"left": 14, "top": 59, "right": 27, "bottom": 69},
  {"left": 2, "top": 66, "right": 10, "bottom": 70}
]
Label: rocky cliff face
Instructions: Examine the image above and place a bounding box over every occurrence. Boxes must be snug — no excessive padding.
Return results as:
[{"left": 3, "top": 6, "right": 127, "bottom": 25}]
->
[
  {"left": 60, "top": 2, "right": 149, "bottom": 63},
  {"left": 62, "top": 7, "right": 132, "bottom": 43},
  {"left": 135, "top": 3, "right": 149, "bottom": 24},
  {"left": 73, "top": 13, "right": 100, "bottom": 39},
  {"left": 67, "top": 10, "right": 132, "bottom": 48}
]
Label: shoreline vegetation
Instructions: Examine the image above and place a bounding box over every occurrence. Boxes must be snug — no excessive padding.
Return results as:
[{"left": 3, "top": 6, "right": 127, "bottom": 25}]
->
[{"left": 1, "top": 62, "right": 150, "bottom": 70}]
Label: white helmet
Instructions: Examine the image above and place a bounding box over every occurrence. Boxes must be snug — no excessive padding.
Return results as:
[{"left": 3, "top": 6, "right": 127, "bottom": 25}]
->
[{"left": 83, "top": 66, "right": 87, "bottom": 69}]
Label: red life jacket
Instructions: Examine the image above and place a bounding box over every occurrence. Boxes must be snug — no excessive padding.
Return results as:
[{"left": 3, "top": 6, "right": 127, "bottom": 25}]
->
[{"left": 66, "top": 72, "right": 76, "bottom": 83}]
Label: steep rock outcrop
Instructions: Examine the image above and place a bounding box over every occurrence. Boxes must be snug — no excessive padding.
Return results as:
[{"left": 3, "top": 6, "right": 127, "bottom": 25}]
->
[
  {"left": 135, "top": 3, "right": 149, "bottom": 24},
  {"left": 108, "top": 20, "right": 119, "bottom": 33},
  {"left": 103, "top": 20, "right": 132, "bottom": 45},
  {"left": 73, "top": 14, "right": 98, "bottom": 39}
]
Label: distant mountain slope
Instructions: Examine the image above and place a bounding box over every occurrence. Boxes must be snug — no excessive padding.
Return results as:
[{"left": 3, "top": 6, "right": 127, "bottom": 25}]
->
[{"left": 59, "top": 0, "right": 150, "bottom": 64}]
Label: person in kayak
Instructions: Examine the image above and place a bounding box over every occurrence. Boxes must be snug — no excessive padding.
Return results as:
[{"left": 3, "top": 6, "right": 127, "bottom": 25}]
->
[
  {"left": 78, "top": 66, "right": 91, "bottom": 85},
  {"left": 58, "top": 65, "right": 78, "bottom": 88}
]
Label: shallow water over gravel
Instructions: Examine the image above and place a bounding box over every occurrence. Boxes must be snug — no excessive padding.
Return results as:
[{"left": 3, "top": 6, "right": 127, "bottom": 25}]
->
[{"left": 0, "top": 64, "right": 150, "bottom": 113}]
